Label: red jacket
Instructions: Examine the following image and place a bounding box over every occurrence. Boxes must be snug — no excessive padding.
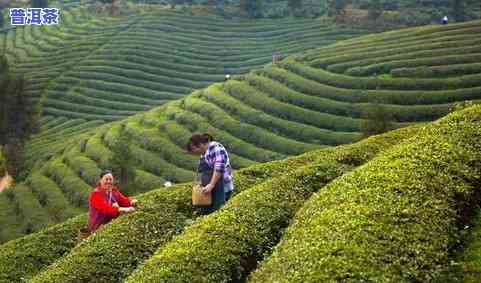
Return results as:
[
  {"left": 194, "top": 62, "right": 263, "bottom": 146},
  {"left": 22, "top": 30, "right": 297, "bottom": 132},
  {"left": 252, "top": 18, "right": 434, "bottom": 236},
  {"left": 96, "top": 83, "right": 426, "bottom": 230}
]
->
[{"left": 88, "top": 186, "right": 131, "bottom": 232}]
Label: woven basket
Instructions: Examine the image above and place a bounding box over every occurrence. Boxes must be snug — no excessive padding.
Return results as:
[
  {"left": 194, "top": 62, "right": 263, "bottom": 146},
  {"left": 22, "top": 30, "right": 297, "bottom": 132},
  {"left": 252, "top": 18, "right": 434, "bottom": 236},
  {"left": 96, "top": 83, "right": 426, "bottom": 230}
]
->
[{"left": 192, "top": 184, "right": 212, "bottom": 206}]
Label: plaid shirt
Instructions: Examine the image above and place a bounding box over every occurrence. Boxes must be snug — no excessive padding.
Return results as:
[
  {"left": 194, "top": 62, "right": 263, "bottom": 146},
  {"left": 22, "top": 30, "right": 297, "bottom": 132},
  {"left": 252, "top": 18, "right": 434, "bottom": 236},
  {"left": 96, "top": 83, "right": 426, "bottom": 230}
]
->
[{"left": 201, "top": 141, "right": 233, "bottom": 184}]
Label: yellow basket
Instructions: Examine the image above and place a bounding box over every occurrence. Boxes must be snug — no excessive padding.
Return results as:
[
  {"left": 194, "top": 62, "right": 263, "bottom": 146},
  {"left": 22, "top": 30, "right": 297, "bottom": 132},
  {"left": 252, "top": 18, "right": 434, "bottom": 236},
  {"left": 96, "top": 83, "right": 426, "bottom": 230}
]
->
[{"left": 192, "top": 184, "right": 212, "bottom": 206}]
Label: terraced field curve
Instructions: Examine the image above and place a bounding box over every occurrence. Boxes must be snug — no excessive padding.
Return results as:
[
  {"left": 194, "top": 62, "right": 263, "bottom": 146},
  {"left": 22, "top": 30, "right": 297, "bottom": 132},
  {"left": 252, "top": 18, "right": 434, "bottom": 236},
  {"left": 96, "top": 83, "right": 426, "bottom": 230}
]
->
[{"left": 0, "top": 4, "right": 366, "bottom": 164}]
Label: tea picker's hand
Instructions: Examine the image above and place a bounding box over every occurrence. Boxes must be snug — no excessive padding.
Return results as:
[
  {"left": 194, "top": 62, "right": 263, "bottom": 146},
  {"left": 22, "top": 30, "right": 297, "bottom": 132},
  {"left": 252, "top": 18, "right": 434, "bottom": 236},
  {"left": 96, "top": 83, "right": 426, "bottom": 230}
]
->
[
  {"left": 130, "top": 199, "right": 138, "bottom": 207},
  {"left": 119, "top": 207, "right": 135, "bottom": 213},
  {"left": 202, "top": 183, "right": 214, "bottom": 194}
]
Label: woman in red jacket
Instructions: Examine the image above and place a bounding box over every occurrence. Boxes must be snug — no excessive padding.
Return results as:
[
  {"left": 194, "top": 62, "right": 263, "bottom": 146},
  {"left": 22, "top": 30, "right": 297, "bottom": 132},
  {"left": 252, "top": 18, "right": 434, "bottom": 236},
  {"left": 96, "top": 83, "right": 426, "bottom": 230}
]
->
[{"left": 88, "top": 170, "right": 137, "bottom": 232}]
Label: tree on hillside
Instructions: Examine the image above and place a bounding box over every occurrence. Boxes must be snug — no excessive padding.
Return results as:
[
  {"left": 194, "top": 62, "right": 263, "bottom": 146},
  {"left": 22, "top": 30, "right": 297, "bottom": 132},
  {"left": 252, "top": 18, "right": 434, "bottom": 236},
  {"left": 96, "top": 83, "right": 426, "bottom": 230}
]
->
[
  {"left": 111, "top": 126, "right": 136, "bottom": 193},
  {"left": 360, "top": 101, "right": 394, "bottom": 137},
  {"left": 327, "top": 0, "right": 349, "bottom": 21},
  {"left": 97, "top": 0, "right": 121, "bottom": 15},
  {"left": 452, "top": 0, "right": 478, "bottom": 21},
  {"left": 288, "top": 0, "right": 303, "bottom": 14},
  {"left": 171, "top": 0, "right": 184, "bottom": 9},
  {"left": 240, "top": 0, "right": 263, "bottom": 18},
  {"left": 0, "top": 146, "right": 6, "bottom": 177},
  {"left": 3, "top": 139, "right": 26, "bottom": 179},
  {"left": 367, "top": 0, "right": 383, "bottom": 20},
  {"left": 0, "top": 56, "right": 38, "bottom": 179},
  {"left": 0, "top": 8, "right": 4, "bottom": 28},
  {"left": 0, "top": 73, "right": 38, "bottom": 145}
]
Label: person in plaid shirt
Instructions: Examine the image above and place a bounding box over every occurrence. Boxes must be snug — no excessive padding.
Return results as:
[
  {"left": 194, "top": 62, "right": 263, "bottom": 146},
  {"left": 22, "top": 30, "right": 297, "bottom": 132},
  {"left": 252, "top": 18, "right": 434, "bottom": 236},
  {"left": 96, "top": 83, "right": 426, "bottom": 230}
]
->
[{"left": 187, "top": 133, "right": 234, "bottom": 212}]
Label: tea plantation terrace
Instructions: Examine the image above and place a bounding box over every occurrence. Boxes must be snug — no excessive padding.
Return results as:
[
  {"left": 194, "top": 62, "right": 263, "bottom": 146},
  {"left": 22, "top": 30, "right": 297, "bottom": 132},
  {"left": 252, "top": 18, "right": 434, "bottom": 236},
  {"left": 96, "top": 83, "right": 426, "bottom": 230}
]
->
[
  {"left": 1, "top": 104, "right": 480, "bottom": 282},
  {"left": 0, "top": 5, "right": 365, "bottom": 158},
  {"left": 1, "top": 20, "right": 481, "bottom": 243}
]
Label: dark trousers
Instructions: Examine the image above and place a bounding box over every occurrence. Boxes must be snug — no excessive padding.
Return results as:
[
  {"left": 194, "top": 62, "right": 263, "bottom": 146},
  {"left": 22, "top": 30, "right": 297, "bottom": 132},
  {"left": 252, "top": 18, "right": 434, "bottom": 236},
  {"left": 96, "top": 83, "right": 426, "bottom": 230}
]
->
[
  {"left": 225, "top": 190, "right": 233, "bottom": 202},
  {"left": 198, "top": 159, "right": 225, "bottom": 215}
]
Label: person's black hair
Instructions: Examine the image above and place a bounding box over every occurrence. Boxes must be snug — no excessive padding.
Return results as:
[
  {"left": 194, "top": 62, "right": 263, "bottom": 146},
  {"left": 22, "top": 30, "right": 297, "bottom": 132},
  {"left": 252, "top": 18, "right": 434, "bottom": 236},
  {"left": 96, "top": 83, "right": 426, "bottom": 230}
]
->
[
  {"left": 100, "top": 170, "right": 113, "bottom": 179},
  {"left": 186, "top": 133, "right": 213, "bottom": 152}
]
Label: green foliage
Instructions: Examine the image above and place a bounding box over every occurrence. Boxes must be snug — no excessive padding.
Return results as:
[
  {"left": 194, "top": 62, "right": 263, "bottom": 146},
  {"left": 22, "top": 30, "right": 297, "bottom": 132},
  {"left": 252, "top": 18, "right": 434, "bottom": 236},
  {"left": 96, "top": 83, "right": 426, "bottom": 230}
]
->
[
  {"left": 452, "top": 210, "right": 481, "bottom": 282},
  {"left": 5, "top": 15, "right": 481, "bottom": 250},
  {"left": 0, "top": 56, "right": 39, "bottom": 179},
  {"left": 132, "top": 169, "right": 166, "bottom": 192},
  {"left": 29, "top": 209, "right": 186, "bottom": 283},
  {"left": 182, "top": 95, "right": 318, "bottom": 155},
  {"left": 250, "top": 105, "right": 481, "bottom": 282},
  {"left": 5, "top": 5, "right": 363, "bottom": 158},
  {"left": 0, "top": 58, "right": 38, "bottom": 145},
  {"left": 240, "top": 0, "right": 263, "bottom": 18},
  {"left": 124, "top": 123, "right": 423, "bottom": 283},
  {"left": 202, "top": 83, "right": 360, "bottom": 144},
  {"left": 0, "top": 192, "right": 22, "bottom": 243},
  {"left": 367, "top": 0, "right": 383, "bottom": 20},
  {"left": 126, "top": 162, "right": 351, "bottom": 283},
  {"left": 287, "top": 0, "right": 302, "bottom": 14},
  {"left": 63, "top": 148, "right": 102, "bottom": 186},
  {"left": 111, "top": 126, "right": 137, "bottom": 192},
  {"left": 2, "top": 140, "right": 27, "bottom": 180},
  {"left": 26, "top": 172, "right": 76, "bottom": 222},
  {"left": 5, "top": 123, "right": 422, "bottom": 282},
  {"left": 9, "top": 184, "right": 51, "bottom": 235},
  {"left": 42, "top": 158, "right": 91, "bottom": 207},
  {"left": 361, "top": 101, "right": 395, "bottom": 137},
  {"left": 327, "top": 0, "right": 349, "bottom": 18},
  {"left": 0, "top": 215, "right": 86, "bottom": 282}
]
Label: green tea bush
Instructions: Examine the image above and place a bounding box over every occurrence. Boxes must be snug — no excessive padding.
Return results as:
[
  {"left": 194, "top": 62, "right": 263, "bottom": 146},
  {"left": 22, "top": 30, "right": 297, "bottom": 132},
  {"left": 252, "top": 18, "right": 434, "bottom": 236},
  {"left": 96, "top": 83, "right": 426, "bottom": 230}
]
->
[
  {"left": 124, "top": 122, "right": 197, "bottom": 171},
  {"left": 347, "top": 51, "right": 481, "bottom": 77},
  {"left": 124, "top": 124, "right": 424, "bottom": 283},
  {"left": 26, "top": 173, "right": 75, "bottom": 222},
  {"left": 133, "top": 169, "right": 166, "bottom": 192},
  {"left": 0, "top": 122, "right": 423, "bottom": 282},
  {"left": 203, "top": 84, "right": 360, "bottom": 145},
  {"left": 0, "top": 215, "right": 86, "bottom": 282},
  {"left": 129, "top": 143, "right": 193, "bottom": 182},
  {"left": 10, "top": 184, "right": 51, "bottom": 235},
  {"left": 282, "top": 59, "right": 481, "bottom": 91},
  {"left": 223, "top": 80, "right": 362, "bottom": 132},
  {"left": 63, "top": 148, "right": 102, "bottom": 186},
  {"left": 182, "top": 96, "right": 318, "bottom": 155},
  {"left": 41, "top": 158, "right": 91, "bottom": 207},
  {"left": 322, "top": 38, "right": 481, "bottom": 73},
  {"left": 250, "top": 105, "right": 481, "bottom": 282},
  {"left": 392, "top": 62, "right": 481, "bottom": 78},
  {"left": 163, "top": 102, "right": 285, "bottom": 162},
  {"left": 0, "top": 193, "right": 21, "bottom": 243},
  {"left": 243, "top": 73, "right": 364, "bottom": 117},
  {"left": 83, "top": 131, "right": 112, "bottom": 169},
  {"left": 125, "top": 162, "right": 351, "bottom": 283},
  {"left": 453, "top": 211, "right": 481, "bottom": 282}
]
